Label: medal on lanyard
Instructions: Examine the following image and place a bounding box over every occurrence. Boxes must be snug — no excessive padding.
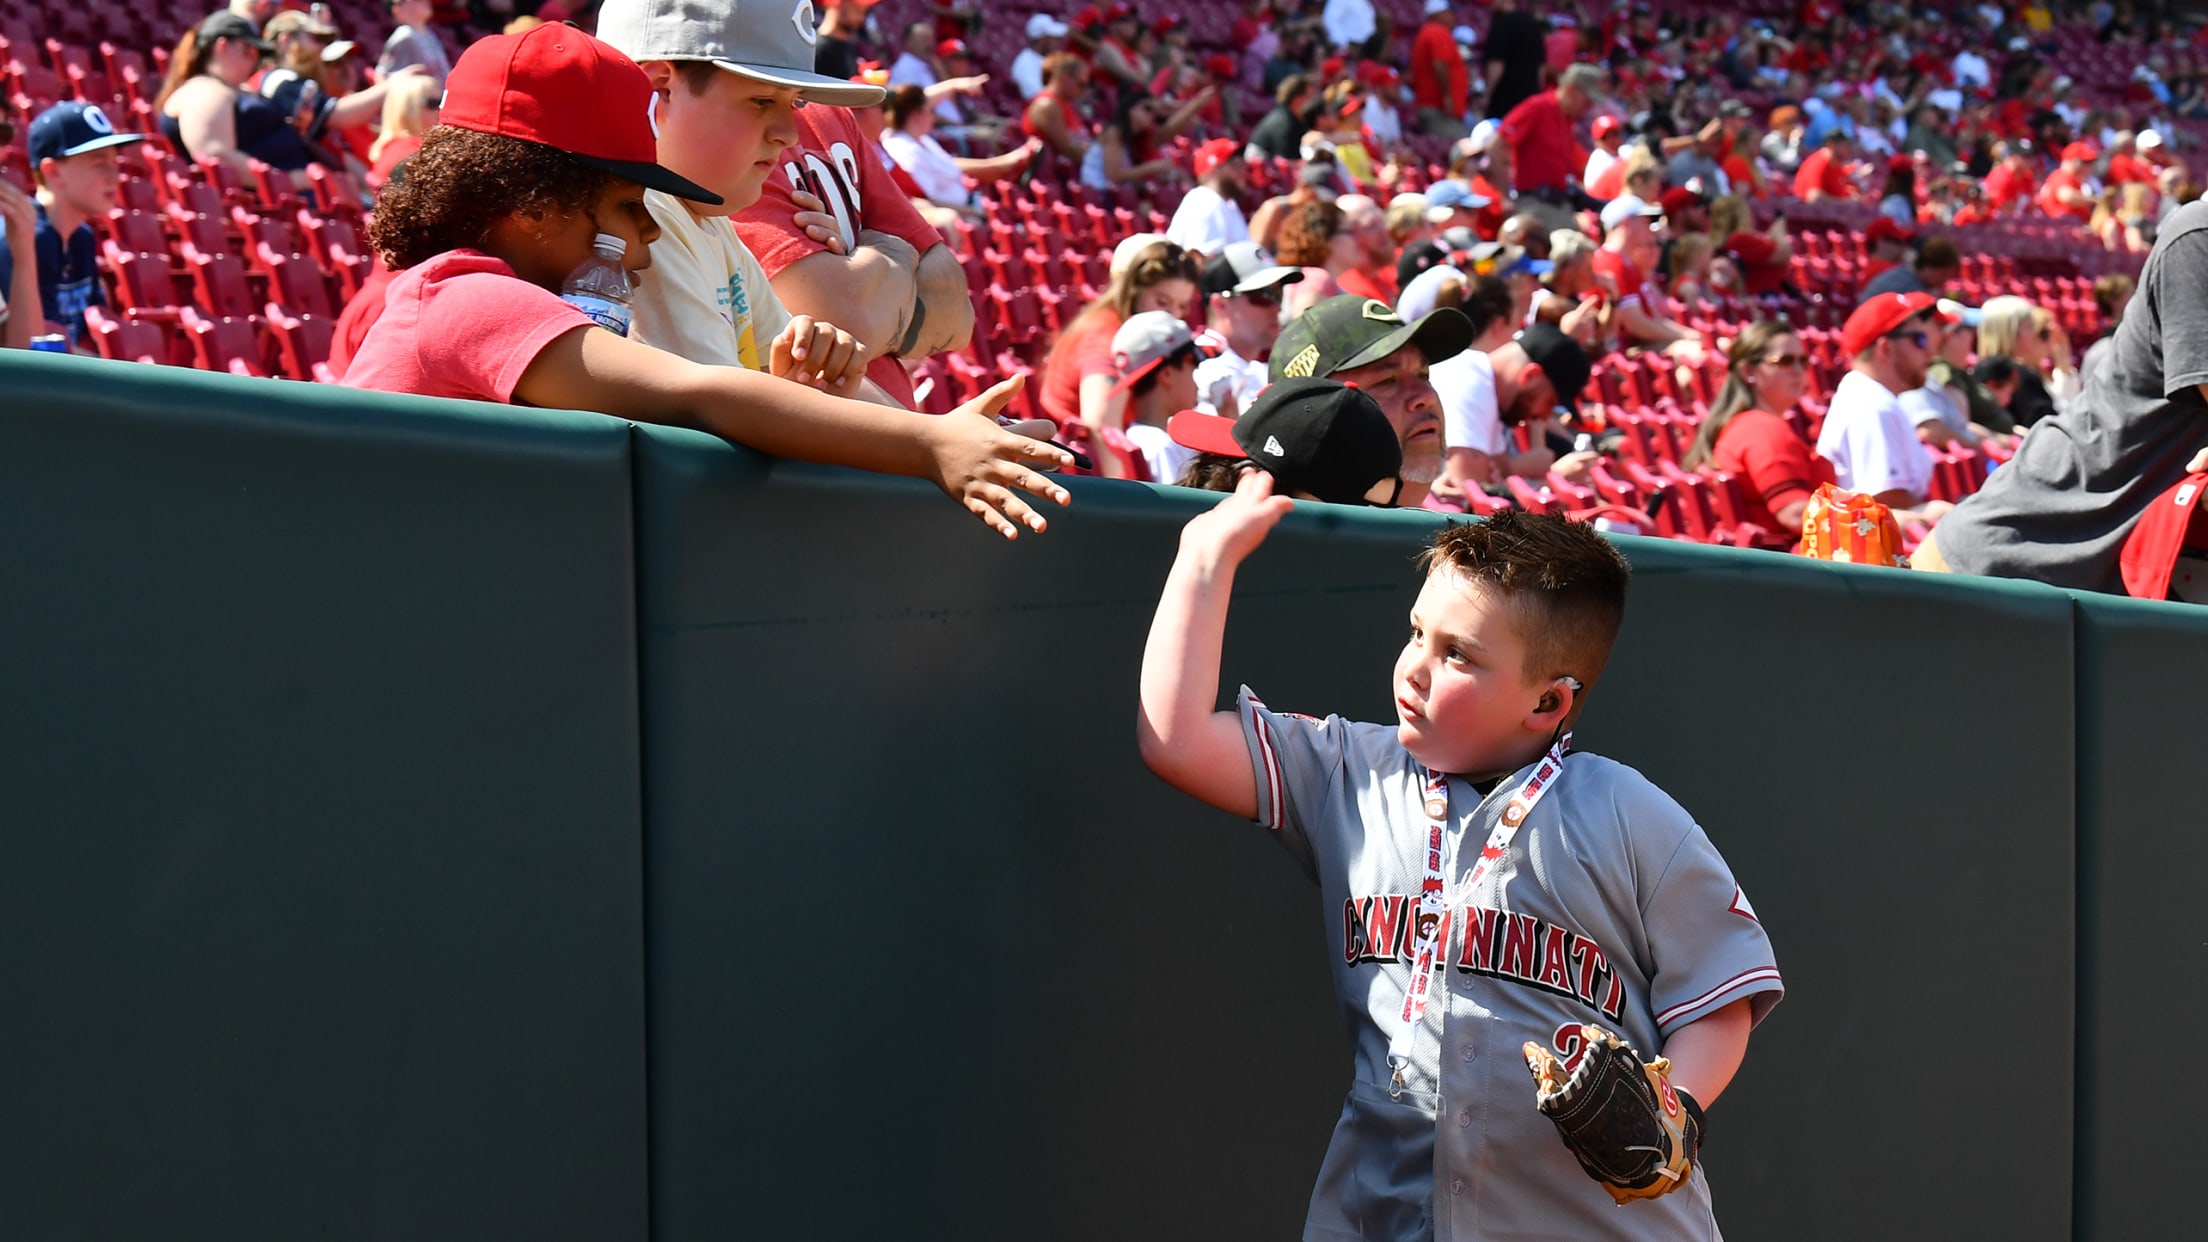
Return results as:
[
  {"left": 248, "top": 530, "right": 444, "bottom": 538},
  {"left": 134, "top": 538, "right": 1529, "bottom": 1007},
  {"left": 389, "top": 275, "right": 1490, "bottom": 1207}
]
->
[{"left": 1386, "top": 734, "right": 1571, "bottom": 1100}]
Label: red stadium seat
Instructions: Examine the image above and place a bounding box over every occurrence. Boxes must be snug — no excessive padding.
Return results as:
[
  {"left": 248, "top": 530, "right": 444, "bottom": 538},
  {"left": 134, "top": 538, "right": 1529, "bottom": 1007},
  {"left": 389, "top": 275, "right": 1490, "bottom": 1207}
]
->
[
  {"left": 179, "top": 240, "right": 261, "bottom": 321},
  {"left": 98, "top": 239, "right": 182, "bottom": 322},
  {"left": 103, "top": 207, "right": 166, "bottom": 255},
  {"left": 258, "top": 243, "right": 335, "bottom": 319},
  {"left": 264, "top": 302, "right": 334, "bottom": 382},
  {"left": 82, "top": 303, "right": 175, "bottom": 365},
  {"left": 178, "top": 305, "right": 270, "bottom": 377}
]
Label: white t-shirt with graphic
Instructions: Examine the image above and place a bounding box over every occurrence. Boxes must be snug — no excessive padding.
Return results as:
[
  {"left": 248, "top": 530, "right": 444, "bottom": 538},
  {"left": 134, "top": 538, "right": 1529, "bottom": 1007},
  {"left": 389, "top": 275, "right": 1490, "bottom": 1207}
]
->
[{"left": 630, "top": 190, "right": 792, "bottom": 372}]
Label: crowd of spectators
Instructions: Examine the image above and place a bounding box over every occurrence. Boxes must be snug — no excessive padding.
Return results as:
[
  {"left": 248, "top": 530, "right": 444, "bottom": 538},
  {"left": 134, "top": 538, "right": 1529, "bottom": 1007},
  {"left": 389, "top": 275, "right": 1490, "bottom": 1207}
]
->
[{"left": 5, "top": 0, "right": 2208, "bottom": 594}]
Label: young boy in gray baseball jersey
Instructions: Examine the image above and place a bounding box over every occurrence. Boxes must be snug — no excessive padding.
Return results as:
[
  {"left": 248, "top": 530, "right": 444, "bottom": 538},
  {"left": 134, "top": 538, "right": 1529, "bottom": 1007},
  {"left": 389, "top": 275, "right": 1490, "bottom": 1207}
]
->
[{"left": 1138, "top": 476, "right": 1783, "bottom": 1241}]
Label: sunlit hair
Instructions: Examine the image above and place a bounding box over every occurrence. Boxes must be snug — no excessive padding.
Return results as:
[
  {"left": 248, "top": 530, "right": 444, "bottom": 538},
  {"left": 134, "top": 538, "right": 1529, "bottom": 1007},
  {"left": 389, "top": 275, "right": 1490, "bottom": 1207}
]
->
[
  {"left": 1976, "top": 295, "right": 2038, "bottom": 360},
  {"left": 1417, "top": 511, "right": 1631, "bottom": 697},
  {"left": 1683, "top": 320, "right": 1796, "bottom": 470},
  {"left": 370, "top": 74, "right": 440, "bottom": 164}
]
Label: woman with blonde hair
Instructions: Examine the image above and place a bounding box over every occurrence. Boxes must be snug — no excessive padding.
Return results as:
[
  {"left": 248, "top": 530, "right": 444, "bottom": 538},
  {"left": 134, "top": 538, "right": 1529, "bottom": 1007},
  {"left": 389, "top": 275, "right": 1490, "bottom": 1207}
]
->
[
  {"left": 1682, "top": 320, "right": 1831, "bottom": 534},
  {"left": 1977, "top": 296, "right": 2074, "bottom": 426},
  {"left": 1037, "top": 238, "right": 1202, "bottom": 463},
  {"left": 1665, "top": 233, "right": 1716, "bottom": 308},
  {"left": 368, "top": 73, "right": 439, "bottom": 189}
]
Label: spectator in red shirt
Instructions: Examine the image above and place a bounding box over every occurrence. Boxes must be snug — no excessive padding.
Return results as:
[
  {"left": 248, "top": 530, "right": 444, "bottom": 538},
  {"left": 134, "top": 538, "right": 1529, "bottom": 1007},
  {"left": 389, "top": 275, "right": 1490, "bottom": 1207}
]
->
[
  {"left": 1708, "top": 195, "right": 1793, "bottom": 298},
  {"left": 2038, "top": 141, "right": 2098, "bottom": 220},
  {"left": 1983, "top": 143, "right": 2038, "bottom": 214},
  {"left": 2106, "top": 132, "right": 2158, "bottom": 192},
  {"left": 1681, "top": 321, "right": 1832, "bottom": 534},
  {"left": 1333, "top": 194, "right": 1400, "bottom": 303},
  {"left": 1591, "top": 194, "right": 1700, "bottom": 355},
  {"left": 1025, "top": 53, "right": 1095, "bottom": 163},
  {"left": 1859, "top": 216, "right": 1916, "bottom": 286},
  {"left": 1499, "top": 63, "right": 1604, "bottom": 226},
  {"left": 1792, "top": 131, "right": 1855, "bottom": 201},
  {"left": 1409, "top": 0, "right": 1468, "bottom": 138}
]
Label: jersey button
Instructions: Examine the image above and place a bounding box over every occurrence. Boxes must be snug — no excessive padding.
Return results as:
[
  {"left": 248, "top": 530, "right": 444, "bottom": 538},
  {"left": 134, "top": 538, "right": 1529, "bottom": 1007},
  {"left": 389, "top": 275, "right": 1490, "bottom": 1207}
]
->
[
  {"left": 1462, "top": 1046, "right": 1476, "bottom": 1062},
  {"left": 1451, "top": 1177, "right": 1466, "bottom": 1195},
  {"left": 1459, "top": 1110, "right": 1472, "bottom": 1127}
]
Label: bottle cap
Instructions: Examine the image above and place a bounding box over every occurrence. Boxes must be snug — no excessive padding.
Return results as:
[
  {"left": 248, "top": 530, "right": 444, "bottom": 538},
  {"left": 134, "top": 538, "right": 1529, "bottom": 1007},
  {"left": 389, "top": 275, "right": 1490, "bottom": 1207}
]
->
[{"left": 593, "top": 232, "right": 627, "bottom": 258}]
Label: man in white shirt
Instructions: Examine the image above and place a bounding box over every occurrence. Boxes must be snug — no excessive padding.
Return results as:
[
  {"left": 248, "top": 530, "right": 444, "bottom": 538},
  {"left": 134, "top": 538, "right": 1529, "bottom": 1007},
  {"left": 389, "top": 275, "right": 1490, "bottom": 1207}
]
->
[
  {"left": 1010, "top": 14, "right": 1066, "bottom": 101},
  {"left": 1817, "top": 292, "right": 1953, "bottom": 524},
  {"left": 1951, "top": 46, "right": 1990, "bottom": 91},
  {"left": 1322, "top": 0, "right": 1377, "bottom": 52},
  {"left": 1431, "top": 322, "right": 1595, "bottom": 497},
  {"left": 1193, "top": 242, "right": 1303, "bottom": 418},
  {"left": 1582, "top": 114, "right": 1624, "bottom": 193},
  {"left": 1166, "top": 139, "right": 1253, "bottom": 257}
]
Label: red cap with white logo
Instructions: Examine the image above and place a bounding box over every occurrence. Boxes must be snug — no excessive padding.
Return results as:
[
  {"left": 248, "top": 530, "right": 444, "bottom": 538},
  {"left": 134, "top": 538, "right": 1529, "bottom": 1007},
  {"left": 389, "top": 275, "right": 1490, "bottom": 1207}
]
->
[
  {"left": 439, "top": 22, "right": 722, "bottom": 205},
  {"left": 2121, "top": 472, "right": 2208, "bottom": 599}
]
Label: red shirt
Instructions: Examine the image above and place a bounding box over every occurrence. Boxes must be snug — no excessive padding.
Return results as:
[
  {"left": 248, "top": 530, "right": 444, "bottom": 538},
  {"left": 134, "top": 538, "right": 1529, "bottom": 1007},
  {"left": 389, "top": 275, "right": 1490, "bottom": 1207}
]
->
[
  {"left": 735, "top": 105, "right": 949, "bottom": 409},
  {"left": 1590, "top": 247, "right": 1652, "bottom": 312},
  {"left": 2037, "top": 167, "right": 2092, "bottom": 220},
  {"left": 2108, "top": 152, "right": 2157, "bottom": 186},
  {"left": 1984, "top": 161, "right": 2036, "bottom": 213},
  {"left": 1337, "top": 265, "right": 1397, "bottom": 304},
  {"left": 1500, "top": 90, "right": 1579, "bottom": 195},
  {"left": 1410, "top": 20, "right": 1468, "bottom": 116},
  {"left": 329, "top": 259, "right": 397, "bottom": 381},
  {"left": 1721, "top": 154, "right": 1761, "bottom": 198},
  {"left": 1723, "top": 231, "right": 1787, "bottom": 296},
  {"left": 1793, "top": 148, "right": 1851, "bottom": 200},
  {"left": 1470, "top": 174, "right": 1509, "bottom": 241},
  {"left": 1038, "top": 311, "right": 1123, "bottom": 427},
  {"left": 1544, "top": 29, "right": 1578, "bottom": 72},
  {"left": 1588, "top": 156, "right": 1628, "bottom": 202},
  {"left": 342, "top": 250, "right": 588, "bottom": 402},
  {"left": 1712, "top": 409, "right": 1834, "bottom": 532}
]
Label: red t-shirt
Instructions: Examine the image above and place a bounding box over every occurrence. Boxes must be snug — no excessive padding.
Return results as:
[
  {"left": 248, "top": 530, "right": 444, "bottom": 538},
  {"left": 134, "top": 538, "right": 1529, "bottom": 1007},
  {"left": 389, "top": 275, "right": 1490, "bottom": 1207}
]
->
[
  {"left": 1723, "top": 231, "right": 1787, "bottom": 296},
  {"left": 329, "top": 259, "right": 397, "bottom": 380},
  {"left": 1590, "top": 247, "right": 1652, "bottom": 312},
  {"left": 1984, "top": 162, "right": 2036, "bottom": 213},
  {"left": 1544, "top": 29, "right": 1578, "bottom": 72},
  {"left": 1470, "top": 174, "right": 1509, "bottom": 240},
  {"left": 1038, "top": 311, "right": 1123, "bottom": 427},
  {"left": 341, "top": 249, "right": 588, "bottom": 402},
  {"left": 2037, "top": 167, "right": 2092, "bottom": 220},
  {"left": 1588, "top": 156, "right": 1628, "bottom": 202},
  {"left": 2108, "top": 152, "right": 2156, "bottom": 185},
  {"left": 734, "top": 105, "right": 948, "bottom": 409},
  {"left": 368, "top": 134, "right": 421, "bottom": 191},
  {"left": 1337, "top": 265, "right": 1397, "bottom": 304},
  {"left": 1410, "top": 20, "right": 1467, "bottom": 115},
  {"left": 1712, "top": 408, "right": 1834, "bottom": 532},
  {"left": 1793, "top": 148, "right": 1851, "bottom": 199},
  {"left": 1721, "top": 154, "right": 1761, "bottom": 198},
  {"left": 1500, "top": 90, "right": 1578, "bottom": 195}
]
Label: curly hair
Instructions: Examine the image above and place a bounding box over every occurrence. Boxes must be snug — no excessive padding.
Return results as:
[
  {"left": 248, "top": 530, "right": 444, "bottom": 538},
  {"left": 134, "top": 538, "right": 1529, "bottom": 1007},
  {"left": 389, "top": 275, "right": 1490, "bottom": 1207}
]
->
[
  {"left": 368, "top": 128, "right": 617, "bottom": 271},
  {"left": 1273, "top": 201, "right": 1343, "bottom": 267}
]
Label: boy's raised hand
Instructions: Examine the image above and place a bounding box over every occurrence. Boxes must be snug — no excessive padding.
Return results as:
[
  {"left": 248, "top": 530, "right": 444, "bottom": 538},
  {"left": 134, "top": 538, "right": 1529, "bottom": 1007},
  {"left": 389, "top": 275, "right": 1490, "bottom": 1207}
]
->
[
  {"left": 771, "top": 315, "right": 868, "bottom": 391},
  {"left": 1179, "top": 467, "right": 1295, "bottom": 570},
  {"left": 928, "top": 374, "right": 1076, "bottom": 539}
]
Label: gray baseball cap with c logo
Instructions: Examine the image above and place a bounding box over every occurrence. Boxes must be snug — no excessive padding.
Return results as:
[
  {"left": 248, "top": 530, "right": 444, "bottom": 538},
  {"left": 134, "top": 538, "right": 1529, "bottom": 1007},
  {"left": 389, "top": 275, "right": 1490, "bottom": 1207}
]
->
[{"left": 597, "top": 0, "right": 887, "bottom": 108}]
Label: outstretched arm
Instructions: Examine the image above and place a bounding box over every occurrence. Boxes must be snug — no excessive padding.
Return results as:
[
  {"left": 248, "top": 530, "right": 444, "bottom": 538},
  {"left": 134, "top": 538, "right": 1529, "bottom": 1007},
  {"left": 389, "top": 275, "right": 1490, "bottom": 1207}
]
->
[{"left": 1138, "top": 470, "right": 1297, "bottom": 817}]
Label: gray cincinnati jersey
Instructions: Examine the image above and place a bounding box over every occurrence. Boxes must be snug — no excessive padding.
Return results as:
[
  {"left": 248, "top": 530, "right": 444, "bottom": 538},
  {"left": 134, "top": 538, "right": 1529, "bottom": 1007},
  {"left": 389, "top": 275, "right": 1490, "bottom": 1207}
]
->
[{"left": 1237, "top": 687, "right": 1783, "bottom": 1242}]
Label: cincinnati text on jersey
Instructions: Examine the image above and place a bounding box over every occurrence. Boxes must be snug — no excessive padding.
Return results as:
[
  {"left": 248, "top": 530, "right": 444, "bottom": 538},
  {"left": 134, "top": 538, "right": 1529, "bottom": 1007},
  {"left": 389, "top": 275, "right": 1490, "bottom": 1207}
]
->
[{"left": 1341, "top": 896, "right": 1627, "bottom": 1021}]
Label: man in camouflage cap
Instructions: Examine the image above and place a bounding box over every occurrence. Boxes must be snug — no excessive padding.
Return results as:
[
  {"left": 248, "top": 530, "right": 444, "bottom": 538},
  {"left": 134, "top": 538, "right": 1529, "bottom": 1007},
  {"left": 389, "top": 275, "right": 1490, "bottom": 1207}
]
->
[{"left": 1269, "top": 294, "right": 1474, "bottom": 507}]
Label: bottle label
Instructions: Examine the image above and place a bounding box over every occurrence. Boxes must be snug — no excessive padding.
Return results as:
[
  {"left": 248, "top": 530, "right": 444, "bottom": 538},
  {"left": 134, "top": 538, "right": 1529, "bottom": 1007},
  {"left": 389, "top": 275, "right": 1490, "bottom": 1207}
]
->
[{"left": 561, "top": 293, "right": 632, "bottom": 338}]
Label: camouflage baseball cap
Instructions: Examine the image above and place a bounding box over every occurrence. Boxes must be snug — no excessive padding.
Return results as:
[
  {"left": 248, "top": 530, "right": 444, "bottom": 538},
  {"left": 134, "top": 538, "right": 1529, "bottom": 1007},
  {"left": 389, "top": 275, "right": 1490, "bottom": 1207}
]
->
[{"left": 1268, "top": 295, "right": 1474, "bottom": 383}]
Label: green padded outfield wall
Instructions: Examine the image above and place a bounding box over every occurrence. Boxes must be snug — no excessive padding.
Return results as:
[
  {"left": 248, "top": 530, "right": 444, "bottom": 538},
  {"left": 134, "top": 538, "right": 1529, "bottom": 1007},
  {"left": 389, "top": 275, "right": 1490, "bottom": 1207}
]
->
[
  {"left": 5, "top": 352, "right": 2195, "bottom": 1240},
  {"left": 630, "top": 426, "right": 2076, "bottom": 1242},
  {"left": 2072, "top": 594, "right": 2208, "bottom": 1242},
  {"left": 0, "top": 355, "right": 649, "bottom": 1240}
]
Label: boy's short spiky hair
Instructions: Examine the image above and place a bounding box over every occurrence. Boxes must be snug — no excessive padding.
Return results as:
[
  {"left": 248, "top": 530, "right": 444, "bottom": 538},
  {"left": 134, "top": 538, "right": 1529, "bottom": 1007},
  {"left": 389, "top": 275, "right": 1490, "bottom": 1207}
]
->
[{"left": 1417, "top": 512, "right": 1631, "bottom": 692}]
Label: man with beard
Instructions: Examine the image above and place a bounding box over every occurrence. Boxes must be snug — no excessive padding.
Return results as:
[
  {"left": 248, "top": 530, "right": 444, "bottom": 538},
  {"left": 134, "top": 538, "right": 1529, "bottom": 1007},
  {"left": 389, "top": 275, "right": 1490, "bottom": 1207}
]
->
[
  {"left": 1816, "top": 291, "right": 1953, "bottom": 525},
  {"left": 1269, "top": 295, "right": 1475, "bottom": 509},
  {"left": 1431, "top": 323, "right": 1598, "bottom": 497},
  {"left": 1193, "top": 242, "right": 1303, "bottom": 418},
  {"left": 1332, "top": 194, "right": 1400, "bottom": 302},
  {"left": 1166, "top": 139, "right": 1252, "bottom": 257}
]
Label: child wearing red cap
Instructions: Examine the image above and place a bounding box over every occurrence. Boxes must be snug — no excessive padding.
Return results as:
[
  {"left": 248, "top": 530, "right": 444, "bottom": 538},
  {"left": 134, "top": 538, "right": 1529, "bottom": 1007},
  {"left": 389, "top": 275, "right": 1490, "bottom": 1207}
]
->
[{"left": 346, "top": 23, "right": 1073, "bottom": 541}]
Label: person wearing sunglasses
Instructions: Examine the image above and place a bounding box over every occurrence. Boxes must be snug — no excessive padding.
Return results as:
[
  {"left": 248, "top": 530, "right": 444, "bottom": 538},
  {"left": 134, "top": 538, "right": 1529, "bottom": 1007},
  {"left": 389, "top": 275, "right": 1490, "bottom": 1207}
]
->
[
  {"left": 1814, "top": 292, "right": 1954, "bottom": 526},
  {"left": 1681, "top": 321, "right": 1835, "bottom": 535},
  {"left": 1192, "top": 242, "right": 1303, "bottom": 420}
]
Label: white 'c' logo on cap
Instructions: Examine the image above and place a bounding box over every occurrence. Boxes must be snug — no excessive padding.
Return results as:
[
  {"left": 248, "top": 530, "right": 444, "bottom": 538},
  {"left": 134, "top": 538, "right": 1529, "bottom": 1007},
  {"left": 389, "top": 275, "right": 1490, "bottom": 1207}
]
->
[
  {"left": 82, "top": 105, "right": 114, "bottom": 134},
  {"left": 791, "top": 0, "right": 819, "bottom": 46},
  {"left": 647, "top": 90, "right": 661, "bottom": 139}
]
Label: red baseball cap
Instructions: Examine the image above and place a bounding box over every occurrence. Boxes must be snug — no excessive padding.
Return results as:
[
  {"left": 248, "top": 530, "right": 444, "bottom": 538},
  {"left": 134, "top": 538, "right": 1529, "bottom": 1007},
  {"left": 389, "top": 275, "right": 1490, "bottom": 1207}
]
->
[
  {"left": 2121, "top": 472, "right": 2208, "bottom": 598},
  {"left": 440, "top": 23, "right": 721, "bottom": 204},
  {"left": 1840, "top": 291, "right": 1940, "bottom": 358},
  {"left": 1591, "top": 114, "right": 1621, "bottom": 140},
  {"left": 1321, "top": 56, "right": 1345, "bottom": 81},
  {"left": 1073, "top": 6, "right": 1102, "bottom": 30},
  {"left": 1192, "top": 137, "right": 1242, "bottom": 179},
  {"left": 1104, "top": 2, "right": 1136, "bottom": 23},
  {"left": 1864, "top": 215, "right": 1916, "bottom": 246},
  {"left": 2062, "top": 140, "right": 2099, "bottom": 162},
  {"left": 1205, "top": 53, "right": 1237, "bottom": 79},
  {"left": 1658, "top": 185, "right": 1703, "bottom": 215},
  {"left": 1887, "top": 153, "right": 1914, "bottom": 172},
  {"left": 1153, "top": 15, "right": 1183, "bottom": 35},
  {"left": 937, "top": 38, "right": 969, "bottom": 59}
]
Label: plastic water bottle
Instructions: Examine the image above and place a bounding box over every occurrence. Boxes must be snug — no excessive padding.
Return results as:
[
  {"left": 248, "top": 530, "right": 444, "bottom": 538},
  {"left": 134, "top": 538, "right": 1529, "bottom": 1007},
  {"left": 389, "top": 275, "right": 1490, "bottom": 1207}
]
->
[{"left": 560, "top": 233, "right": 634, "bottom": 337}]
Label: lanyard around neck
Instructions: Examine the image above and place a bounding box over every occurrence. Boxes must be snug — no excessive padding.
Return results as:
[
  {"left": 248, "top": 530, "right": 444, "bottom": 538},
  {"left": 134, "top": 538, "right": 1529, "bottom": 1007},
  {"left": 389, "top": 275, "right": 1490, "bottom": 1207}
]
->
[{"left": 1386, "top": 734, "right": 1571, "bottom": 1100}]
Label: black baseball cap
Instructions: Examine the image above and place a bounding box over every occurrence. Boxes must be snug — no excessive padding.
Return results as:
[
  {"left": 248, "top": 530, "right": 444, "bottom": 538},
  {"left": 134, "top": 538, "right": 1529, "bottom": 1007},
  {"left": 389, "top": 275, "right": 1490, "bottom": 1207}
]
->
[
  {"left": 1268, "top": 294, "right": 1474, "bottom": 382},
  {"left": 1516, "top": 323, "right": 1593, "bottom": 415},
  {"left": 197, "top": 11, "right": 275, "bottom": 53},
  {"left": 1167, "top": 377, "right": 1404, "bottom": 506},
  {"left": 1395, "top": 240, "right": 1449, "bottom": 291}
]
